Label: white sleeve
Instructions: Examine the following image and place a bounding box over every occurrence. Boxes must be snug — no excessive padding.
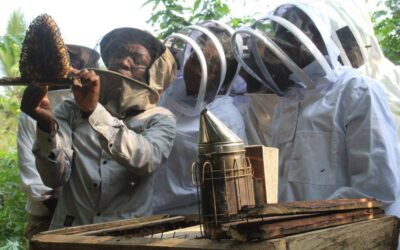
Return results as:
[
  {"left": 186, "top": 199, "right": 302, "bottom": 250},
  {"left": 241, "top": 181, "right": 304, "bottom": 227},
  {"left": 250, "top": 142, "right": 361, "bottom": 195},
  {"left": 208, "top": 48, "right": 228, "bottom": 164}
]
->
[
  {"left": 32, "top": 102, "right": 74, "bottom": 189},
  {"left": 17, "top": 113, "right": 52, "bottom": 201}
]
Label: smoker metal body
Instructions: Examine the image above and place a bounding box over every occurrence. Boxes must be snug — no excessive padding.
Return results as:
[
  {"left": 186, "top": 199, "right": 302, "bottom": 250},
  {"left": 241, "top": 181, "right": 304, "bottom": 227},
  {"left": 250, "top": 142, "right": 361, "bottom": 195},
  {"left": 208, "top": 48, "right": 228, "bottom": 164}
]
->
[{"left": 197, "top": 109, "right": 255, "bottom": 239}]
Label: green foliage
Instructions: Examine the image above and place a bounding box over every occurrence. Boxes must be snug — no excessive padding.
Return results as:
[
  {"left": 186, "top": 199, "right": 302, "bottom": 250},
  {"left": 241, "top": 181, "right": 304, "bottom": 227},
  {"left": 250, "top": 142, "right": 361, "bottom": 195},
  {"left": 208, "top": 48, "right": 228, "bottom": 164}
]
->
[
  {"left": 0, "top": 9, "right": 25, "bottom": 151},
  {"left": 371, "top": 0, "right": 400, "bottom": 64},
  {"left": 0, "top": 10, "right": 28, "bottom": 250},
  {"left": 191, "top": 0, "right": 230, "bottom": 22},
  {"left": 0, "top": 151, "right": 27, "bottom": 249},
  {"left": 0, "top": 92, "right": 21, "bottom": 152},
  {"left": 0, "top": 10, "right": 27, "bottom": 77},
  {"left": 144, "top": 0, "right": 191, "bottom": 39},
  {"left": 230, "top": 15, "right": 256, "bottom": 29},
  {"left": 144, "top": 0, "right": 256, "bottom": 39},
  {"left": 0, "top": 9, "right": 26, "bottom": 152}
]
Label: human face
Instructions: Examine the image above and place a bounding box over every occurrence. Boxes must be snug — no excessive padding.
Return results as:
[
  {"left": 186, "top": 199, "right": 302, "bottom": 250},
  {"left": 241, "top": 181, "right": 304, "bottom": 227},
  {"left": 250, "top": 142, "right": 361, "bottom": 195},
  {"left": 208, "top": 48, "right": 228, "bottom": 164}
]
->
[
  {"left": 183, "top": 45, "right": 220, "bottom": 96},
  {"left": 107, "top": 43, "right": 152, "bottom": 83}
]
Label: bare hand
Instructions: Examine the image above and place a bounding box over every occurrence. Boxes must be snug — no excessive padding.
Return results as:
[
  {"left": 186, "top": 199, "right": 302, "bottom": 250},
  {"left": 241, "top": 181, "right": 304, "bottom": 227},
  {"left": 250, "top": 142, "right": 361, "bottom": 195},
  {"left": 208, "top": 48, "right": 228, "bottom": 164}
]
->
[
  {"left": 21, "top": 85, "right": 54, "bottom": 133},
  {"left": 71, "top": 68, "right": 100, "bottom": 115}
]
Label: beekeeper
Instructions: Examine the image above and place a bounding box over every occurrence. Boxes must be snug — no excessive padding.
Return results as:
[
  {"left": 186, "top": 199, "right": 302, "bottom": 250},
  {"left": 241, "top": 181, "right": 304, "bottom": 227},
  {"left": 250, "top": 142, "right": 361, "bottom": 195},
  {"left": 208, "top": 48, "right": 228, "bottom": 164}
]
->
[
  {"left": 232, "top": 1, "right": 400, "bottom": 216},
  {"left": 20, "top": 27, "right": 177, "bottom": 229},
  {"left": 153, "top": 21, "right": 246, "bottom": 215},
  {"left": 323, "top": 0, "right": 400, "bottom": 143}
]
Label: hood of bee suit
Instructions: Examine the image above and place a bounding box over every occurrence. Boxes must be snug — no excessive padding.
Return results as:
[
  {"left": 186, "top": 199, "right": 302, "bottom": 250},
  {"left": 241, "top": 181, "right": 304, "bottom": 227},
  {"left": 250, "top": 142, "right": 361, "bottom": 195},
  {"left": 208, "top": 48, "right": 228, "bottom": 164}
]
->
[
  {"left": 148, "top": 47, "right": 177, "bottom": 94},
  {"left": 232, "top": 0, "right": 341, "bottom": 96},
  {"left": 323, "top": 0, "right": 387, "bottom": 78},
  {"left": 100, "top": 27, "right": 177, "bottom": 95},
  {"left": 276, "top": 0, "right": 341, "bottom": 71},
  {"left": 161, "top": 22, "right": 230, "bottom": 113},
  {"left": 198, "top": 20, "right": 243, "bottom": 95},
  {"left": 93, "top": 68, "right": 159, "bottom": 119},
  {"left": 324, "top": 0, "right": 400, "bottom": 143}
]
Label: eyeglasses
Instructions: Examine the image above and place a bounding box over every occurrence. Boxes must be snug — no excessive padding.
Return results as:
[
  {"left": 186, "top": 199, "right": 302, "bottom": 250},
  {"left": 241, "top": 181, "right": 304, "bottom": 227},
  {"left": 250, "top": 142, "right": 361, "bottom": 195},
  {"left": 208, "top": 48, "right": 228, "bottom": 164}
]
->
[
  {"left": 131, "top": 64, "right": 148, "bottom": 71},
  {"left": 108, "top": 56, "right": 148, "bottom": 72}
]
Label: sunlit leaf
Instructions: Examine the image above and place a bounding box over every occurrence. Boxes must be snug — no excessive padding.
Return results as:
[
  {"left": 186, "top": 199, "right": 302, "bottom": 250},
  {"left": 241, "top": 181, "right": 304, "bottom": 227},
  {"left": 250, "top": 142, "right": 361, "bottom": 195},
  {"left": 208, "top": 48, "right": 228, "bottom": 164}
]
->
[
  {"left": 372, "top": 0, "right": 400, "bottom": 63},
  {"left": 146, "top": 0, "right": 233, "bottom": 39},
  {"left": 193, "top": 0, "right": 201, "bottom": 11}
]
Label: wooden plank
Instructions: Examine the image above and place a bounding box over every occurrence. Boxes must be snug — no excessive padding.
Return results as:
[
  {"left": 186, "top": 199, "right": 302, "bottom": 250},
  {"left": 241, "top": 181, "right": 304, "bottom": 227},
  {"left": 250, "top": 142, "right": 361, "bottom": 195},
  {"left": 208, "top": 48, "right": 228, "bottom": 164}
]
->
[
  {"left": 239, "top": 198, "right": 384, "bottom": 218},
  {"left": 40, "top": 214, "right": 168, "bottom": 235},
  {"left": 229, "top": 208, "right": 384, "bottom": 242},
  {"left": 30, "top": 234, "right": 267, "bottom": 250},
  {"left": 30, "top": 216, "right": 399, "bottom": 250},
  {"left": 262, "top": 147, "right": 278, "bottom": 204},
  {"left": 266, "top": 215, "right": 399, "bottom": 250},
  {"left": 77, "top": 216, "right": 186, "bottom": 236},
  {"left": 145, "top": 225, "right": 203, "bottom": 239},
  {"left": 221, "top": 213, "right": 320, "bottom": 231},
  {"left": 245, "top": 145, "right": 278, "bottom": 205}
]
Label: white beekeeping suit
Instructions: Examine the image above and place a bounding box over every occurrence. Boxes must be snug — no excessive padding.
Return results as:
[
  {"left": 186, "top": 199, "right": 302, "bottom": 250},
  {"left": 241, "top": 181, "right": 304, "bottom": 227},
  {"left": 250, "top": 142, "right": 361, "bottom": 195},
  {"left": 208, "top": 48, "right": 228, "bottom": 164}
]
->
[
  {"left": 324, "top": 0, "right": 400, "bottom": 143},
  {"left": 153, "top": 21, "right": 246, "bottom": 215},
  {"left": 232, "top": 0, "right": 400, "bottom": 216},
  {"left": 235, "top": 93, "right": 279, "bottom": 146}
]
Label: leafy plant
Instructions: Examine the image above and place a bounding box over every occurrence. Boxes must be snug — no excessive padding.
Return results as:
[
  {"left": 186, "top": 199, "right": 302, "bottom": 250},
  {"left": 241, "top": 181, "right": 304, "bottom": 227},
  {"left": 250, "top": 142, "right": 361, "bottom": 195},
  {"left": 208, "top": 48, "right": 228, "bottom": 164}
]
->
[
  {"left": 191, "top": 0, "right": 230, "bottom": 23},
  {"left": 0, "top": 151, "right": 27, "bottom": 249},
  {"left": 0, "top": 9, "right": 27, "bottom": 77},
  {"left": 0, "top": 94, "right": 20, "bottom": 152},
  {"left": 0, "top": 9, "right": 26, "bottom": 152},
  {"left": 144, "top": 0, "right": 191, "bottom": 39},
  {"left": 144, "top": 0, "right": 256, "bottom": 39},
  {"left": 371, "top": 0, "right": 400, "bottom": 64},
  {"left": 230, "top": 15, "right": 257, "bottom": 29},
  {"left": 0, "top": 10, "right": 27, "bottom": 250}
]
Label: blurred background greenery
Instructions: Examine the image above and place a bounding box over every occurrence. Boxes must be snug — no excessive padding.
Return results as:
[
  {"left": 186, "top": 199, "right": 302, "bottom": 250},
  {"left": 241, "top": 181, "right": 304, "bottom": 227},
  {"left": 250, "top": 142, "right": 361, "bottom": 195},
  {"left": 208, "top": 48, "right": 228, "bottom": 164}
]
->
[
  {"left": 0, "top": 9, "right": 28, "bottom": 250},
  {"left": 0, "top": 0, "right": 398, "bottom": 249}
]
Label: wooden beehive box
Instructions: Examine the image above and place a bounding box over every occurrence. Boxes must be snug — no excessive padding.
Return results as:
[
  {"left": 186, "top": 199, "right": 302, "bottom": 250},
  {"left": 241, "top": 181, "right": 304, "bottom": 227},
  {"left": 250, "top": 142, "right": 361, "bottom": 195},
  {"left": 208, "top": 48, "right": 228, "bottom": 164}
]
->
[
  {"left": 30, "top": 199, "right": 399, "bottom": 250},
  {"left": 245, "top": 145, "right": 278, "bottom": 205}
]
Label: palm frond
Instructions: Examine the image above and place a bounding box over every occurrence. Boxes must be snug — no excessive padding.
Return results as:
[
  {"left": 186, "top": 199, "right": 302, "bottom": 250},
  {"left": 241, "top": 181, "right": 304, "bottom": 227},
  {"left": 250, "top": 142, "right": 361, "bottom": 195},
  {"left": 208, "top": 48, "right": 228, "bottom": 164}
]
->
[
  {"left": 6, "top": 10, "right": 27, "bottom": 38},
  {"left": 0, "top": 10, "right": 26, "bottom": 77}
]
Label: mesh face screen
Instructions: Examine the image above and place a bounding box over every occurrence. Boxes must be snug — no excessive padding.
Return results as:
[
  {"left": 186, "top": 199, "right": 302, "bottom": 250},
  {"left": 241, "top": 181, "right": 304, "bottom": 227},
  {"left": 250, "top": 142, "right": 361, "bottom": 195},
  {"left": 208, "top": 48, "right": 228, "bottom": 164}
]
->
[{"left": 336, "top": 26, "right": 365, "bottom": 68}]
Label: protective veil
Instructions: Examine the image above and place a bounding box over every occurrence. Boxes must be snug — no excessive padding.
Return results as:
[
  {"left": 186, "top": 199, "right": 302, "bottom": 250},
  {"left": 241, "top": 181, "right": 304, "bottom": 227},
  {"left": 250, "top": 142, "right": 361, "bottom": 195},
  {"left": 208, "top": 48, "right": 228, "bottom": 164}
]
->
[
  {"left": 323, "top": 0, "right": 400, "bottom": 143},
  {"left": 153, "top": 21, "right": 246, "bottom": 215},
  {"left": 95, "top": 69, "right": 159, "bottom": 119},
  {"left": 232, "top": 1, "right": 400, "bottom": 216},
  {"left": 230, "top": 31, "right": 280, "bottom": 146},
  {"left": 100, "top": 27, "right": 177, "bottom": 95}
]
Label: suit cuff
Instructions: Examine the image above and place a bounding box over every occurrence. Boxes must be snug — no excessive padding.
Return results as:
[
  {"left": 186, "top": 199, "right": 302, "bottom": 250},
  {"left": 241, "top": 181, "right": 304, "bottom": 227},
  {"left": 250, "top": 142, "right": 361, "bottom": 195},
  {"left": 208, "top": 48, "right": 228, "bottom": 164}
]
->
[{"left": 34, "top": 124, "right": 58, "bottom": 159}]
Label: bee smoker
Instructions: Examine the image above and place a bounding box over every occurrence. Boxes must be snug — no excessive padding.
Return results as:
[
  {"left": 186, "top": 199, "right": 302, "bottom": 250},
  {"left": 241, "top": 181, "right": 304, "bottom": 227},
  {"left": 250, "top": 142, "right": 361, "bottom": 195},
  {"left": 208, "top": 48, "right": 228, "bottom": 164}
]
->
[{"left": 196, "top": 109, "right": 254, "bottom": 239}]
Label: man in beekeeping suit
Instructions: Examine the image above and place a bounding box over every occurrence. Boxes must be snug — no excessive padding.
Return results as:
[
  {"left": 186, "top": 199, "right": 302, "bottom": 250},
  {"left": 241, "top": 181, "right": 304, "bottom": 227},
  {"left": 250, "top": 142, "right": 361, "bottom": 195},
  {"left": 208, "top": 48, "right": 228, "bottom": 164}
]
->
[
  {"left": 20, "top": 27, "right": 177, "bottom": 229},
  {"left": 153, "top": 21, "right": 247, "bottom": 215},
  {"left": 232, "top": 0, "right": 400, "bottom": 216},
  {"left": 323, "top": 0, "right": 400, "bottom": 144},
  {"left": 18, "top": 45, "right": 100, "bottom": 238}
]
